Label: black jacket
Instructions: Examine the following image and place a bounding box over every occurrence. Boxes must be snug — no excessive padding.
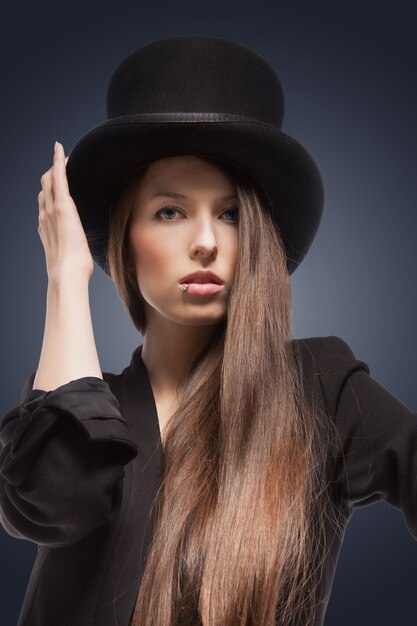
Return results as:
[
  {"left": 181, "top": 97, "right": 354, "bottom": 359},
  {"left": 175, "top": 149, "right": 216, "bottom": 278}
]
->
[{"left": 1, "top": 335, "right": 416, "bottom": 625}]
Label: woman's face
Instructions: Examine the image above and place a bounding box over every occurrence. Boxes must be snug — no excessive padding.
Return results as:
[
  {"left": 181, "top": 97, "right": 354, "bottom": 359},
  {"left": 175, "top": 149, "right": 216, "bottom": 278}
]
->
[{"left": 128, "top": 155, "right": 239, "bottom": 327}]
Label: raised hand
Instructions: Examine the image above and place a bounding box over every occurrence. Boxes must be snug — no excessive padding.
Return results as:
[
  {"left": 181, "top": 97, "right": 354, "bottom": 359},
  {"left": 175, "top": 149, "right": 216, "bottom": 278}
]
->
[{"left": 38, "top": 142, "right": 94, "bottom": 283}]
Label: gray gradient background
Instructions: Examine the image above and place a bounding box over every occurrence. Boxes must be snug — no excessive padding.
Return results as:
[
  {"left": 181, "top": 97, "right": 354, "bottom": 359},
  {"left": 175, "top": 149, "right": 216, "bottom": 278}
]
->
[{"left": 1, "top": 1, "right": 416, "bottom": 624}]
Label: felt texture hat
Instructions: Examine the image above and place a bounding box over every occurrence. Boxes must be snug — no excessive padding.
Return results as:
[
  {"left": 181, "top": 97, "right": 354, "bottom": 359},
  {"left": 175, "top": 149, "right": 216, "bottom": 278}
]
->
[{"left": 66, "top": 35, "right": 324, "bottom": 276}]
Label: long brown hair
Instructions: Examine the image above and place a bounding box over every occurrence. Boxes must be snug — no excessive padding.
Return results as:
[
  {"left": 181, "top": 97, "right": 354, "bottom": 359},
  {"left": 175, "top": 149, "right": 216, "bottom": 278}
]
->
[{"left": 106, "top": 156, "right": 344, "bottom": 625}]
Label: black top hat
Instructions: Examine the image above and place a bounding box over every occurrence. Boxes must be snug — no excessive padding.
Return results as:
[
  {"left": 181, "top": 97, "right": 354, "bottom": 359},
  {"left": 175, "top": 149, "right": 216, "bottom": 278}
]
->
[{"left": 66, "top": 35, "right": 324, "bottom": 277}]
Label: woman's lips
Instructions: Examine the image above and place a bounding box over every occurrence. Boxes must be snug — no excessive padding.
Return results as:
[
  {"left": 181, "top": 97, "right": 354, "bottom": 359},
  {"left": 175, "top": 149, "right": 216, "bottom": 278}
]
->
[{"left": 179, "top": 282, "right": 224, "bottom": 295}]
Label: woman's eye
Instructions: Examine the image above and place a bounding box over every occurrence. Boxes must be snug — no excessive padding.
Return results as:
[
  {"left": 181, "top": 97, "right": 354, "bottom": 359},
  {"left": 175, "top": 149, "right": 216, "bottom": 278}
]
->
[
  {"left": 222, "top": 208, "right": 239, "bottom": 222},
  {"left": 155, "top": 206, "right": 182, "bottom": 220}
]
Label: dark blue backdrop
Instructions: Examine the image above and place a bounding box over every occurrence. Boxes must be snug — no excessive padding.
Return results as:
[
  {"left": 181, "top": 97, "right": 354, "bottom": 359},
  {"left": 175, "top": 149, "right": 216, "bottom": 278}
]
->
[{"left": 1, "top": 1, "right": 416, "bottom": 624}]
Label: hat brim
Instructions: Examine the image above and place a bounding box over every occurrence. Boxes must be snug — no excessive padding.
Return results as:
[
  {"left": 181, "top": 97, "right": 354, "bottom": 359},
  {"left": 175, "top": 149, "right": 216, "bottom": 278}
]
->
[{"left": 66, "top": 114, "right": 324, "bottom": 276}]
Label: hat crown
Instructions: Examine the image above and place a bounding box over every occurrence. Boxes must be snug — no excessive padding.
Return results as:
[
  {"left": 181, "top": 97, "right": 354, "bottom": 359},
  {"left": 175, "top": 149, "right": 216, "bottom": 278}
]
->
[{"left": 106, "top": 35, "right": 285, "bottom": 128}]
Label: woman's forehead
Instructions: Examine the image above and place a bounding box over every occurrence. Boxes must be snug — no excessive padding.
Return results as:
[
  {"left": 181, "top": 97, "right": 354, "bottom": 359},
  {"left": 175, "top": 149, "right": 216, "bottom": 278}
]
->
[{"left": 138, "top": 155, "right": 237, "bottom": 198}]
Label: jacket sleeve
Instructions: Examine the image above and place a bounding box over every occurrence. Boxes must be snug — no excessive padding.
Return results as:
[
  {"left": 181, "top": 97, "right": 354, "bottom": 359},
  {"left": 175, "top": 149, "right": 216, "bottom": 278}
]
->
[
  {"left": 0, "top": 370, "right": 138, "bottom": 548},
  {"left": 318, "top": 335, "right": 417, "bottom": 540}
]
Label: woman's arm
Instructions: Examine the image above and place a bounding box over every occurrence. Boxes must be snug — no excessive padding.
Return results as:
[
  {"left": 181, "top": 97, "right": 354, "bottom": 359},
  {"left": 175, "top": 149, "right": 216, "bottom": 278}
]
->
[
  {"left": 318, "top": 335, "right": 417, "bottom": 540},
  {"left": 0, "top": 371, "right": 137, "bottom": 548},
  {"left": 34, "top": 141, "right": 101, "bottom": 390},
  {"left": 33, "top": 277, "right": 103, "bottom": 390},
  {"left": 0, "top": 138, "right": 138, "bottom": 548}
]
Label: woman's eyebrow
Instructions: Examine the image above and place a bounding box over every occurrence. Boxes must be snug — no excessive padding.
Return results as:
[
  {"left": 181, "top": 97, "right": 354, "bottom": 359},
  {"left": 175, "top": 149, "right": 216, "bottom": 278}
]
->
[{"left": 150, "top": 191, "right": 238, "bottom": 201}]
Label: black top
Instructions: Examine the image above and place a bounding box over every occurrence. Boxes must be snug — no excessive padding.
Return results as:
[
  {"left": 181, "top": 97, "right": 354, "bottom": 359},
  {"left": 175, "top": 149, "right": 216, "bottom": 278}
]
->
[{"left": 1, "top": 335, "right": 416, "bottom": 626}]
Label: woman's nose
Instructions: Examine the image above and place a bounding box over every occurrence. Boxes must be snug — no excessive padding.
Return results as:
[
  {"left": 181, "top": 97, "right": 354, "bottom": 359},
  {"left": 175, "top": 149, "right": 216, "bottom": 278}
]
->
[{"left": 189, "top": 220, "right": 218, "bottom": 258}]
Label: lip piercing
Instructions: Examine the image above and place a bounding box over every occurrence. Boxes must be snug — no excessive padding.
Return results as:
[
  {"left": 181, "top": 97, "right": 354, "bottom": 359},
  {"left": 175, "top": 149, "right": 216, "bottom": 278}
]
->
[{"left": 182, "top": 283, "right": 189, "bottom": 292}]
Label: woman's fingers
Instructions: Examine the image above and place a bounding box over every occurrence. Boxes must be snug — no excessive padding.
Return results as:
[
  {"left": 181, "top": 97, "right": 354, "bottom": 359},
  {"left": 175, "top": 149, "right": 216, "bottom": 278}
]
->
[
  {"left": 40, "top": 166, "right": 54, "bottom": 215},
  {"left": 52, "top": 142, "right": 70, "bottom": 201}
]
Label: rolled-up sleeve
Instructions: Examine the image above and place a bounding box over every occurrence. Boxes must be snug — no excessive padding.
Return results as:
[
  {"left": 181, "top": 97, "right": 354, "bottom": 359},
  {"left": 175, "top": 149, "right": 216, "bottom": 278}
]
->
[
  {"left": 318, "top": 335, "right": 417, "bottom": 540},
  {"left": 0, "top": 370, "right": 137, "bottom": 548}
]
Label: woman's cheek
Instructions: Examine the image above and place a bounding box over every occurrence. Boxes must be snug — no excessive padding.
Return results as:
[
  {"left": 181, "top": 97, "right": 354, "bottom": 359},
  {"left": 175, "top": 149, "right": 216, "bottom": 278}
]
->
[{"left": 131, "top": 235, "right": 160, "bottom": 269}]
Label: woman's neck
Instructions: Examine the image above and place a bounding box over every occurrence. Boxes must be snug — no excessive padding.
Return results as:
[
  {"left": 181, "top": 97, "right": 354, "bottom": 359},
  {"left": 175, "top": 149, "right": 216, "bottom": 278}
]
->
[{"left": 140, "top": 319, "right": 221, "bottom": 398}]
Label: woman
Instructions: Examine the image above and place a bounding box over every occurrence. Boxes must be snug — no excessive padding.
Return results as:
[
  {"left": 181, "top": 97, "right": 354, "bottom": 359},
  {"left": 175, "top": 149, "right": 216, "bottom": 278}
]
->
[{"left": 1, "top": 35, "right": 417, "bottom": 626}]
